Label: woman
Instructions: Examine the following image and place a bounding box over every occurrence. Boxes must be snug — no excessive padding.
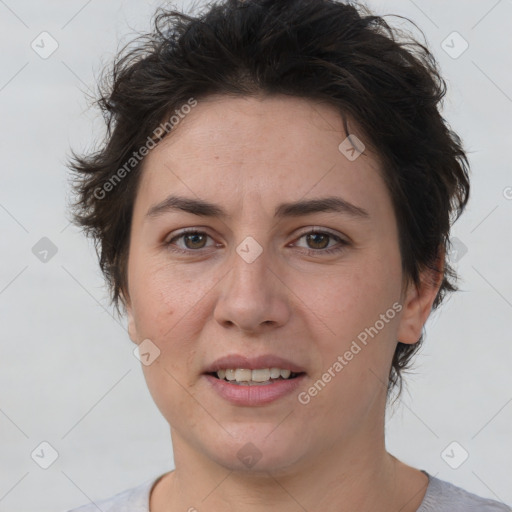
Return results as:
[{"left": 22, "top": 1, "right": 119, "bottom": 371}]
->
[{"left": 66, "top": 0, "right": 510, "bottom": 510}]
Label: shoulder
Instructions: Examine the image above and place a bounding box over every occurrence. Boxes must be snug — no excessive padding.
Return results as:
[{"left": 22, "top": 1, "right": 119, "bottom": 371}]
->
[
  {"left": 64, "top": 477, "right": 156, "bottom": 512},
  {"left": 418, "top": 473, "right": 511, "bottom": 512}
]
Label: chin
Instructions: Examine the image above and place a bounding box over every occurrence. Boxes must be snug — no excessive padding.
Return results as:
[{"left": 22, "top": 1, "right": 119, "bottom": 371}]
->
[{"left": 204, "top": 430, "right": 307, "bottom": 475}]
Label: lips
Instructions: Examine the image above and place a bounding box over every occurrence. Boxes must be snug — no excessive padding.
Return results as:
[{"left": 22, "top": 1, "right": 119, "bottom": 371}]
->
[
  {"left": 202, "top": 354, "right": 307, "bottom": 406},
  {"left": 202, "top": 353, "right": 307, "bottom": 374},
  {"left": 203, "top": 372, "right": 306, "bottom": 405}
]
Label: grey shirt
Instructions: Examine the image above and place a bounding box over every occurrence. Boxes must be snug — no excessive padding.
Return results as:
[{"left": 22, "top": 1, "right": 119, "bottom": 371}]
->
[{"left": 66, "top": 471, "right": 511, "bottom": 511}]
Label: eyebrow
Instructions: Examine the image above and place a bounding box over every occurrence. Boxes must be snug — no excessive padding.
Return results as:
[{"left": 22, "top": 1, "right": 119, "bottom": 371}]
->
[{"left": 145, "top": 195, "right": 370, "bottom": 220}]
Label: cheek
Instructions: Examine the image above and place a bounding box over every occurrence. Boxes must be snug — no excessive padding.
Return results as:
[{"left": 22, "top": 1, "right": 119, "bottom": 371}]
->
[
  {"left": 306, "top": 248, "right": 403, "bottom": 379},
  {"left": 130, "top": 258, "right": 211, "bottom": 376},
  {"left": 142, "top": 361, "right": 194, "bottom": 427},
  {"left": 316, "top": 259, "right": 400, "bottom": 329},
  {"left": 129, "top": 252, "right": 183, "bottom": 335}
]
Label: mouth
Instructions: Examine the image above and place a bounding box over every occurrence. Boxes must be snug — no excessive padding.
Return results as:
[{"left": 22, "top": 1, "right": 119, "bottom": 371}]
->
[
  {"left": 205, "top": 368, "right": 306, "bottom": 386},
  {"left": 202, "top": 354, "right": 307, "bottom": 405}
]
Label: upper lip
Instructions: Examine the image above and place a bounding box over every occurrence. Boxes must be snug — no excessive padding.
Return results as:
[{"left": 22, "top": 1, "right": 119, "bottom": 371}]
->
[{"left": 203, "top": 354, "right": 307, "bottom": 374}]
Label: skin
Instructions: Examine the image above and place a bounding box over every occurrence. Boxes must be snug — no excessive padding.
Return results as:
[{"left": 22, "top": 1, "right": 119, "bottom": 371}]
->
[{"left": 124, "top": 94, "right": 442, "bottom": 512}]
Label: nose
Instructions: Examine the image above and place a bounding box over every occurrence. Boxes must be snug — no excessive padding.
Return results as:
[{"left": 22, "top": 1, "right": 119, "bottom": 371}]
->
[{"left": 213, "top": 241, "right": 291, "bottom": 334}]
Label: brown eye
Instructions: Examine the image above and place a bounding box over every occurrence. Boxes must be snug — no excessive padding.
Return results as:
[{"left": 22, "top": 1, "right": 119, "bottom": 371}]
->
[
  {"left": 305, "top": 232, "right": 330, "bottom": 250},
  {"left": 293, "top": 229, "right": 349, "bottom": 256},
  {"left": 182, "top": 232, "right": 208, "bottom": 249},
  {"left": 165, "top": 230, "right": 215, "bottom": 253}
]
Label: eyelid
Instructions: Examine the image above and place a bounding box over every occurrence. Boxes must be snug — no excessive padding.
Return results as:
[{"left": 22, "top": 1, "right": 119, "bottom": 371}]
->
[
  {"left": 293, "top": 226, "right": 347, "bottom": 240},
  {"left": 165, "top": 226, "right": 347, "bottom": 244},
  {"left": 164, "top": 226, "right": 214, "bottom": 242}
]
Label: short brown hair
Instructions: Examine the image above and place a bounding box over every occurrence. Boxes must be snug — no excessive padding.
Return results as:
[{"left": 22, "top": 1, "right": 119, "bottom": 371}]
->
[{"left": 68, "top": 0, "right": 470, "bottom": 398}]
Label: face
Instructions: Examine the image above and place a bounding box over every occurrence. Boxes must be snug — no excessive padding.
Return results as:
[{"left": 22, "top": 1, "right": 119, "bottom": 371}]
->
[{"left": 125, "top": 95, "right": 435, "bottom": 474}]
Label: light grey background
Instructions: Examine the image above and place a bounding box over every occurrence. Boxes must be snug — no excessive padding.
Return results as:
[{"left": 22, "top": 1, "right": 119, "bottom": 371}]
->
[{"left": 0, "top": 1, "right": 511, "bottom": 511}]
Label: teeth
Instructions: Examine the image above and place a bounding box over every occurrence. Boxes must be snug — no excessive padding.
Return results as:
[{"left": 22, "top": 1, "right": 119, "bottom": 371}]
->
[
  {"left": 235, "top": 369, "right": 252, "bottom": 382},
  {"left": 269, "top": 367, "right": 281, "bottom": 379},
  {"left": 251, "top": 369, "right": 270, "bottom": 382},
  {"left": 280, "top": 369, "right": 291, "bottom": 379},
  {"left": 215, "top": 367, "right": 297, "bottom": 382}
]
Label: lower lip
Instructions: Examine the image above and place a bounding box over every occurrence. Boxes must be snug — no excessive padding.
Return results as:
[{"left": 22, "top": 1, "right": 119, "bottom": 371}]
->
[{"left": 203, "top": 374, "right": 306, "bottom": 406}]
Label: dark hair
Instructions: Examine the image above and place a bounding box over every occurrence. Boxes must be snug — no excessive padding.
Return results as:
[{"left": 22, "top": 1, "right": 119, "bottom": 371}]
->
[{"left": 68, "top": 0, "right": 470, "bottom": 398}]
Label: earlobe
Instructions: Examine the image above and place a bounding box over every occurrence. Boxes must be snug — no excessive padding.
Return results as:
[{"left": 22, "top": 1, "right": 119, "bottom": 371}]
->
[
  {"left": 121, "top": 291, "right": 138, "bottom": 344},
  {"left": 396, "top": 247, "right": 445, "bottom": 345},
  {"left": 126, "top": 307, "right": 138, "bottom": 344}
]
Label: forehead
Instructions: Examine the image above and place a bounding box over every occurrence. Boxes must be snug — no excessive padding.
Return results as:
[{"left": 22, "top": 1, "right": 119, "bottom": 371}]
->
[
  {"left": 135, "top": 94, "right": 389, "bottom": 220},
  {"left": 149, "top": 94, "right": 370, "bottom": 163}
]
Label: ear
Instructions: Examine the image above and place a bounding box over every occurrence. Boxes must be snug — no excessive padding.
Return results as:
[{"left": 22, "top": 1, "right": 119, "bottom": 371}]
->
[
  {"left": 120, "top": 290, "right": 138, "bottom": 344},
  {"left": 396, "top": 246, "right": 445, "bottom": 345}
]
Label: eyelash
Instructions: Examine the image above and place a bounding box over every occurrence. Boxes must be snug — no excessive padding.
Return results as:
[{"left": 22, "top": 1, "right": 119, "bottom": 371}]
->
[{"left": 164, "top": 228, "right": 349, "bottom": 256}]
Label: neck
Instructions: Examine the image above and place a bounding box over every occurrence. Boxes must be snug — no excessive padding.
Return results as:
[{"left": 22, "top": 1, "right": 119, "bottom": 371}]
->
[{"left": 152, "top": 415, "right": 427, "bottom": 512}]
